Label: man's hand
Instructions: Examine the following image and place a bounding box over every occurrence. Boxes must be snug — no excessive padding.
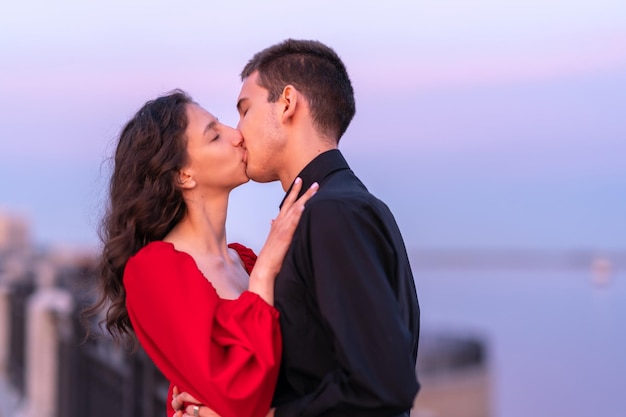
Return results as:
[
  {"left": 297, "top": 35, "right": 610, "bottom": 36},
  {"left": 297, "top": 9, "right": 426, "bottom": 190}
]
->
[
  {"left": 171, "top": 386, "right": 275, "bottom": 417},
  {"left": 171, "top": 386, "right": 221, "bottom": 417}
]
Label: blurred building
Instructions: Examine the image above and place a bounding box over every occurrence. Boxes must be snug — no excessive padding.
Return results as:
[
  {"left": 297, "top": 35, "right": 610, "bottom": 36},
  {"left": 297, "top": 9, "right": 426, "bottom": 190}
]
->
[{"left": 0, "top": 211, "right": 31, "bottom": 255}]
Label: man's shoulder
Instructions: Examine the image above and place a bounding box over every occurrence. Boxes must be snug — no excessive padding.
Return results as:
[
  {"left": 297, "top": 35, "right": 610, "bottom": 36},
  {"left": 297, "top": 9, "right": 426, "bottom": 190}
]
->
[{"left": 307, "top": 184, "right": 392, "bottom": 222}]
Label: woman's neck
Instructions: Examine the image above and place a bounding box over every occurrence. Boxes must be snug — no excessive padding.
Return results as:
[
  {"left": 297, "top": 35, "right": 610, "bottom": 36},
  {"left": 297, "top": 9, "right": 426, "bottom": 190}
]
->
[{"left": 164, "top": 191, "right": 231, "bottom": 258}]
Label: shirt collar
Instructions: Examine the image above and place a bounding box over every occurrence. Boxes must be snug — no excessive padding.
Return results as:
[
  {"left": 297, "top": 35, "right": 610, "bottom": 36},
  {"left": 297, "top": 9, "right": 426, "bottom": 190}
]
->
[{"left": 279, "top": 149, "right": 349, "bottom": 208}]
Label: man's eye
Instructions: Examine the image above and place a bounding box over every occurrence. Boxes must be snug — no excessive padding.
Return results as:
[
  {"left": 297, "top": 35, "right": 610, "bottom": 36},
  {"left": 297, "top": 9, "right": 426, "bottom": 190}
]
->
[{"left": 212, "top": 135, "right": 220, "bottom": 141}]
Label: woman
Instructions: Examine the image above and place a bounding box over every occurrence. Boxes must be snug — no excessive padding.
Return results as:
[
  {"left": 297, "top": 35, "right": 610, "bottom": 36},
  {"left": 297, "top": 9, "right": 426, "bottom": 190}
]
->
[{"left": 86, "top": 90, "right": 317, "bottom": 417}]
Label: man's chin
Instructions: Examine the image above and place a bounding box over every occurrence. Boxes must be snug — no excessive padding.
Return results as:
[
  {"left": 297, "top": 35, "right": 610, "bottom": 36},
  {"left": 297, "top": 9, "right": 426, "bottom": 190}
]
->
[
  {"left": 245, "top": 168, "right": 273, "bottom": 184},
  {"left": 247, "top": 175, "right": 275, "bottom": 184}
]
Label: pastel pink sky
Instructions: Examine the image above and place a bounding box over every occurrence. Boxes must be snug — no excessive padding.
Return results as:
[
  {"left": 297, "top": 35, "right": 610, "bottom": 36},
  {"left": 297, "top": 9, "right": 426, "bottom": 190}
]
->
[
  {"left": 1, "top": 0, "right": 625, "bottom": 249},
  {"left": 2, "top": 0, "right": 625, "bottom": 157}
]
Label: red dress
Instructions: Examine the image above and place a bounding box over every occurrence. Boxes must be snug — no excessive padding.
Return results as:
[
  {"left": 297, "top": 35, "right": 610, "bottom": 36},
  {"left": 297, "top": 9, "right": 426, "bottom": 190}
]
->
[{"left": 123, "top": 241, "right": 281, "bottom": 417}]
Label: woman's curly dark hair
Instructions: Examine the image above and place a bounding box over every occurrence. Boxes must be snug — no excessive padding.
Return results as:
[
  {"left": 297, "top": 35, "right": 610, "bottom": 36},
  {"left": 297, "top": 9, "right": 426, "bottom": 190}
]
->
[{"left": 83, "top": 89, "right": 194, "bottom": 344}]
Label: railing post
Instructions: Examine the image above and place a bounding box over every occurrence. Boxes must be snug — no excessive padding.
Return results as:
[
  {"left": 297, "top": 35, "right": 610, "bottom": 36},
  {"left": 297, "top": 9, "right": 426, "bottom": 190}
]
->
[
  {"left": 18, "top": 262, "right": 73, "bottom": 417},
  {"left": 0, "top": 281, "right": 10, "bottom": 379}
]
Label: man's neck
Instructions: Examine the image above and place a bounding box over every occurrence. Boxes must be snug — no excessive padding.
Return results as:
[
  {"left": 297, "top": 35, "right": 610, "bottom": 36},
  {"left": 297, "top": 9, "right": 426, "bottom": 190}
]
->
[{"left": 278, "top": 141, "right": 337, "bottom": 191}]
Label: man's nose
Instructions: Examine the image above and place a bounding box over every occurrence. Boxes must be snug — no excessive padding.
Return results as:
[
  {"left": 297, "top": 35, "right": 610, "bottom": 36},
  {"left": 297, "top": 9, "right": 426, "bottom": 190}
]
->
[{"left": 231, "top": 129, "right": 244, "bottom": 147}]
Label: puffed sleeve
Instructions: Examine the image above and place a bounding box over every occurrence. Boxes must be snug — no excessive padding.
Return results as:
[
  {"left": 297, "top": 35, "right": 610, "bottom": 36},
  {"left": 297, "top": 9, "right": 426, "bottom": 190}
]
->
[
  {"left": 123, "top": 242, "right": 281, "bottom": 417},
  {"left": 228, "top": 242, "right": 257, "bottom": 274}
]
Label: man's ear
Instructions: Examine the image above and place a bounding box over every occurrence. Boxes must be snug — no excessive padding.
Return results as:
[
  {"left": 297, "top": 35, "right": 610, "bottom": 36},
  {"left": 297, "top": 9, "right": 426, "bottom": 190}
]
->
[
  {"left": 178, "top": 171, "right": 196, "bottom": 189},
  {"left": 279, "top": 85, "right": 298, "bottom": 123}
]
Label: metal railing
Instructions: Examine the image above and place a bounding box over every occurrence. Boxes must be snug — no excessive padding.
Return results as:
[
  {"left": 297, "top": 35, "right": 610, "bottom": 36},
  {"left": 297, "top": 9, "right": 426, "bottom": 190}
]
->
[{"left": 56, "top": 300, "right": 169, "bottom": 417}]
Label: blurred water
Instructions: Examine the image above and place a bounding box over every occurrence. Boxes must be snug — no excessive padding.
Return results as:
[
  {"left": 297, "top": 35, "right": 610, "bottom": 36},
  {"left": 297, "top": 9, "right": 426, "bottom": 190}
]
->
[{"left": 415, "top": 265, "right": 626, "bottom": 417}]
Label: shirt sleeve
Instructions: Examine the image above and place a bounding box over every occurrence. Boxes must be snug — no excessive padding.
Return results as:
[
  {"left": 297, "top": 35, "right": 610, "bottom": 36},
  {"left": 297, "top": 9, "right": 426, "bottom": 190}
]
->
[
  {"left": 275, "top": 200, "right": 418, "bottom": 417},
  {"left": 123, "top": 242, "right": 281, "bottom": 417}
]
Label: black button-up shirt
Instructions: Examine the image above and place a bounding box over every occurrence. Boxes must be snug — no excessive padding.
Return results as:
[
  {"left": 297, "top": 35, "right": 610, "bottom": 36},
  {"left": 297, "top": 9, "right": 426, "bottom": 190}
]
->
[{"left": 273, "top": 150, "right": 420, "bottom": 417}]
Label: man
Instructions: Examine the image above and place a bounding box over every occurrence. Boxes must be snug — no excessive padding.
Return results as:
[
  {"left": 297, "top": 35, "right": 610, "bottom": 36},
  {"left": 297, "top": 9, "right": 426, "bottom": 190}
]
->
[{"left": 236, "top": 39, "right": 420, "bottom": 417}]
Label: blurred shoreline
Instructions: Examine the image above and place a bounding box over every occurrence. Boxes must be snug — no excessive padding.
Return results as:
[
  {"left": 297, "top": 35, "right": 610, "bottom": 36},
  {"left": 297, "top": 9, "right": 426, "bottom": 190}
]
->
[{"left": 410, "top": 248, "right": 626, "bottom": 271}]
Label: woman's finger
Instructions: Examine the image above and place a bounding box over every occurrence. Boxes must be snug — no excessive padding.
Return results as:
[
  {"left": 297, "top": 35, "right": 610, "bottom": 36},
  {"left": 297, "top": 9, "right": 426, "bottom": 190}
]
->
[
  {"left": 172, "top": 386, "right": 182, "bottom": 410},
  {"left": 184, "top": 405, "right": 222, "bottom": 417},
  {"left": 281, "top": 181, "right": 318, "bottom": 217},
  {"left": 273, "top": 181, "right": 318, "bottom": 233},
  {"left": 283, "top": 182, "right": 318, "bottom": 221},
  {"left": 279, "top": 177, "right": 303, "bottom": 212},
  {"left": 293, "top": 182, "right": 318, "bottom": 208},
  {"left": 175, "top": 391, "right": 201, "bottom": 404}
]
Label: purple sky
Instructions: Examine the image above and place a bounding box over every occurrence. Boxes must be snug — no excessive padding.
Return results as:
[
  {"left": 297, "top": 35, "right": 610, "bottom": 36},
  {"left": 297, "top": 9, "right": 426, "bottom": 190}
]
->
[{"left": 1, "top": 0, "right": 625, "bottom": 252}]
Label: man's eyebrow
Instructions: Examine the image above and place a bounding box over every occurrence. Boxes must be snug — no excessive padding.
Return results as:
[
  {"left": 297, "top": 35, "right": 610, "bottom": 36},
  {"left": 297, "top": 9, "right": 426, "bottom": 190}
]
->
[
  {"left": 236, "top": 98, "right": 247, "bottom": 113},
  {"left": 203, "top": 120, "right": 218, "bottom": 135}
]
